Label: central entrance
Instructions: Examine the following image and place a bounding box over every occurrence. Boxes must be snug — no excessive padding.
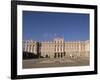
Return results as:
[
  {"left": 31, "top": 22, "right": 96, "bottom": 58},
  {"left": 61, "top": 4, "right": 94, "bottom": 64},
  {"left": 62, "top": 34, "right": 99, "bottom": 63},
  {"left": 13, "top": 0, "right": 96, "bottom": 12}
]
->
[{"left": 54, "top": 52, "right": 66, "bottom": 58}]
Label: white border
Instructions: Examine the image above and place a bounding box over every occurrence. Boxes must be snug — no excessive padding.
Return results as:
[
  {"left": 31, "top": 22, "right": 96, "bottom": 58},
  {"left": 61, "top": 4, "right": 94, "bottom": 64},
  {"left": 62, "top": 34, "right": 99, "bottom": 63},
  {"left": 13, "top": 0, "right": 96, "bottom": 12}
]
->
[{"left": 17, "top": 5, "right": 94, "bottom": 75}]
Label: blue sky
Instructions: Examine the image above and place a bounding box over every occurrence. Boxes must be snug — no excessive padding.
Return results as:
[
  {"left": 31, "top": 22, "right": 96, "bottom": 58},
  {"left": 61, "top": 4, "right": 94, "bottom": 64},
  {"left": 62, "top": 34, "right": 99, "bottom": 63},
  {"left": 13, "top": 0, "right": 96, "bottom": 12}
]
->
[{"left": 23, "top": 11, "right": 89, "bottom": 41}]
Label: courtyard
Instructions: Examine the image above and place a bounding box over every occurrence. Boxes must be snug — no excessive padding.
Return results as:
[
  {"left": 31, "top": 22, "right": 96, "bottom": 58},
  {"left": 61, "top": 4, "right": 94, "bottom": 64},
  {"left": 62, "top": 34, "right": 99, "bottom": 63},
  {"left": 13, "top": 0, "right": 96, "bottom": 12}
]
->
[{"left": 23, "top": 57, "right": 89, "bottom": 69}]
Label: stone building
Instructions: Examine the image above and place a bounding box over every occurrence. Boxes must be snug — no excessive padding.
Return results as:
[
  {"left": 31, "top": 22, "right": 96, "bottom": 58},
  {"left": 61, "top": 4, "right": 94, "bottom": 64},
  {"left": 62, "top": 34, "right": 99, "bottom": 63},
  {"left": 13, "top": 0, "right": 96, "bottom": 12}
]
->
[{"left": 23, "top": 38, "right": 90, "bottom": 58}]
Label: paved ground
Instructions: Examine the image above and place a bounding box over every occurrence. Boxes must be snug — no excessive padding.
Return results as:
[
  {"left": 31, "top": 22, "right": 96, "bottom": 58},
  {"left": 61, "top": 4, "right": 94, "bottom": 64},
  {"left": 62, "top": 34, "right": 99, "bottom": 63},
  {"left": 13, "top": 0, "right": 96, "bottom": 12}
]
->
[{"left": 23, "top": 57, "right": 89, "bottom": 69}]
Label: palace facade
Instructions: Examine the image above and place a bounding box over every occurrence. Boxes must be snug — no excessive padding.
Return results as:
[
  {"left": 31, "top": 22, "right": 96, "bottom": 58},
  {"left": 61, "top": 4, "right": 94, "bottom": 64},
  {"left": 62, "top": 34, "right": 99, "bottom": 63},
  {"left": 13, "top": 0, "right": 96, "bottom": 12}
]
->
[{"left": 23, "top": 38, "right": 90, "bottom": 58}]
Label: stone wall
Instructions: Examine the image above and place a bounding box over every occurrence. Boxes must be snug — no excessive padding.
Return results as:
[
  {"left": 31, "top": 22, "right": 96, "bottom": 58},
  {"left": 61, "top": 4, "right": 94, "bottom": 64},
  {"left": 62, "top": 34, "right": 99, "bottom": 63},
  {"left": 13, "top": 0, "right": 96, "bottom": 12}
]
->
[{"left": 23, "top": 38, "right": 90, "bottom": 58}]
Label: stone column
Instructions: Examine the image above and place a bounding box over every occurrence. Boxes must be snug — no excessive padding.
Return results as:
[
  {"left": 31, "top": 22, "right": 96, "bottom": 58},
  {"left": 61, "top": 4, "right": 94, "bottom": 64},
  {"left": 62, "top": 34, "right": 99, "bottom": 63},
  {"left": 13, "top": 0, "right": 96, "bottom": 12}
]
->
[
  {"left": 79, "top": 42, "right": 81, "bottom": 57},
  {"left": 24, "top": 41, "right": 27, "bottom": 52},
  {"left": 30, "top": 45, "right": 33, "bottom": 53}
]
